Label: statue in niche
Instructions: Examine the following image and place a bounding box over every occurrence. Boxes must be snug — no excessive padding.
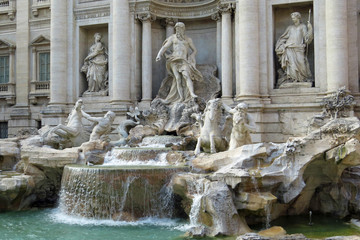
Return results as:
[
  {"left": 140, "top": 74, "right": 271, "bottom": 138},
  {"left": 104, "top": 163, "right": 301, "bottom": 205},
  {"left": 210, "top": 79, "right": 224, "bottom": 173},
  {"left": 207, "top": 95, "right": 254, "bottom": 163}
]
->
[
  {"left": 275, "top": 11, "right": 313, "bottom": 88},
  {"left": 224, "top": 102, "right": 255, "bottom": 150},
  {"left": 156, "top": 22, "right": 203, "bottom": 104},
  {"left": 81, "top": 33, "right": 108, "bottom": 94}
]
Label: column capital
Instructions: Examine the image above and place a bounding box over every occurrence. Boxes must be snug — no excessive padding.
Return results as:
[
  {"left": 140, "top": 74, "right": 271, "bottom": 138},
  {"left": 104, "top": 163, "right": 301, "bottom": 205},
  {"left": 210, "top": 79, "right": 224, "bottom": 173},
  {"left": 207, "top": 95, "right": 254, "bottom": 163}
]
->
[
  {"left": 160, "top": 17, "right": 178, "bottom": 28},
  {"left": 218, "top": 3, "right": 234, "bottom": 15},
  {"left": 211, "top": 12, "right": 221, "bottom": 22},
  {"left": 136, "top": 12, "right": 156, "bottom": 23},
  {"left": 165, "top": 17, "right": 177, "bottom": 26}
]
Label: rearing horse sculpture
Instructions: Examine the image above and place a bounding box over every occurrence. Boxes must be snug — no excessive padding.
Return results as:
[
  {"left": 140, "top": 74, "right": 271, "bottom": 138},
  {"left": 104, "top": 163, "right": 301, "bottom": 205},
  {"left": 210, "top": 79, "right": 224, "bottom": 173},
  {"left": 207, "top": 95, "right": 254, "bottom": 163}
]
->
[{"left": 194, "top": 98, "right": 230, "bottom": 155}]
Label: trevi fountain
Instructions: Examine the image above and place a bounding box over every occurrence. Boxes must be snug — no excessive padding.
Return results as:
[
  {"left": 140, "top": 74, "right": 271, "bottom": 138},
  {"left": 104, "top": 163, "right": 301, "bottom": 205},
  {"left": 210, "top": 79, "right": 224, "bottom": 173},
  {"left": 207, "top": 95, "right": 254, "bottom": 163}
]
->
[{"left": 1, "top": 1, "right": 360, "bottom": 239}]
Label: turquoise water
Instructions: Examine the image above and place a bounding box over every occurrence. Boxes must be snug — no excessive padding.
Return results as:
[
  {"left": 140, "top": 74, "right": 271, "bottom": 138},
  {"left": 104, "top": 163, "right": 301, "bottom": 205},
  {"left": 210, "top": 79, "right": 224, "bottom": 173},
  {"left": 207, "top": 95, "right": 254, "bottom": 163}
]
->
[
  {"left": 252, "top": 214, "right": 360, "bottom": 239},
  {"left": 0, "top": 209, "right": 188, "bottom": 240}
]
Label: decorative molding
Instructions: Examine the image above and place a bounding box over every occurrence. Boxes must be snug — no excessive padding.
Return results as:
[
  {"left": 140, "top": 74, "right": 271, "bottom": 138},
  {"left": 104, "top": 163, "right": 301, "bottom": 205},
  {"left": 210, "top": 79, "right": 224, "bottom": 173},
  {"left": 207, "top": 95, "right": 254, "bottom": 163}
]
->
[
  {"left": 136, "top": 12, "right": 156, "bottom": 22},
  {"left": 0, "top": 38, "right": 15, "bottom": 49},
  {"left": 211, "top": 12, "right": 220, "bottom": 21},
  {"left": 154, "top": 0, "right": 210, "bottom": 3},
  {"left": 74, "top": 6, "right": 110, "bottom": 20},
  {"left": 129, "top": 0, "right": 237, "bottom": 20},
  {"left": 0, "top": 83, "right": 15, "bottom": 105},
  {"left": 218, "top": 2, "right": 233, "bottom": 15},
  {"left": 30, "top": 34, "right": 50, "bottom": 46},
  {"left": 165, "top": 17, "right": 177, "bottom": 26},
  {"left": 31, "top": 0, "right": 50, "bottom": 17},
  {"left": 0, "top": 0, "right": 16, "bottom": 21}
]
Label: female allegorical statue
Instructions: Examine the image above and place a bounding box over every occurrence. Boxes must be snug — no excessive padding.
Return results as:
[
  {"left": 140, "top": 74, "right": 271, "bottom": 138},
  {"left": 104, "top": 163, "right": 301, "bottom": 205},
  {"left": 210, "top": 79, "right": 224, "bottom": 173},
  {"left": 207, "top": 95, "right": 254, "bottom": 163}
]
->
[
  {"left": 81, "top": 33, "right": 108, "bottom": 93},
  {"left": 275, "top": 11, "right": 313, "bottom": 87}
]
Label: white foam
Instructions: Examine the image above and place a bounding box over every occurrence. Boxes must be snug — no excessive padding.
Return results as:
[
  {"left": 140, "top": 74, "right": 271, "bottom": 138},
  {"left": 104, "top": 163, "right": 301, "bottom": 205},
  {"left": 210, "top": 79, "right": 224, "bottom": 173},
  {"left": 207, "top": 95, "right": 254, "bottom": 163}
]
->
[
  {"left": 49, "top": 209, "right": 181, "bottom": 227},
  {"left": 103, "top": 151, "right": 169, "bottom": 166}
]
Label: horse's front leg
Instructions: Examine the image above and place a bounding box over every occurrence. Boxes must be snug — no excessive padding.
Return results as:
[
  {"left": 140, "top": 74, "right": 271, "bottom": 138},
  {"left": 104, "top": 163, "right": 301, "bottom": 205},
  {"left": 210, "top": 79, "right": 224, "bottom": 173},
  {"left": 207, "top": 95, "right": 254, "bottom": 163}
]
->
[
  {"left": 194, "top": 136, "right": 202, "bottom": 155},
  {"left": 210, "top": 132, "right": 216, "bottom": 154}
]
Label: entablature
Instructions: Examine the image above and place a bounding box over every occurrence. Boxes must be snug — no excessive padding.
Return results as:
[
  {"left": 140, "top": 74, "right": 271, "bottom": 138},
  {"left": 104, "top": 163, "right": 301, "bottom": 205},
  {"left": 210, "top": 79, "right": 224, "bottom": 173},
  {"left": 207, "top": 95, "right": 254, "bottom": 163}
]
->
[{"left": 130, "top": 0, "right": 236, "bottom": 20}]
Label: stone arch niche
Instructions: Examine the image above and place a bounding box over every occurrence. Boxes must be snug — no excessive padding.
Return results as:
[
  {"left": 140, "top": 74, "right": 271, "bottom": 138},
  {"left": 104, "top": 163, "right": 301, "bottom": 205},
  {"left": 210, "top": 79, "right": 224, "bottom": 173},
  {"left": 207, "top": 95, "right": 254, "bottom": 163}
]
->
[
  {"left": 273, "top": 2, "right": 314, "bottom": 89},
  {"left": 78, "top": 24, "right": 108, "bottom": 96},
  {"left": 130, "top": 0, "right": 223, "bottom": 100}
]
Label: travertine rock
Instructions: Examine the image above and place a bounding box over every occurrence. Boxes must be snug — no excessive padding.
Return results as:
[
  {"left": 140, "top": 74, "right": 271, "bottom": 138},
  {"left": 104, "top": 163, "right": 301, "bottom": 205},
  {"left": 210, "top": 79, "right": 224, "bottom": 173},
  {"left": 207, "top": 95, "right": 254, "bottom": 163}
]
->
[{"left": 0, "top": 173, "right": 35, "bottom": 211}]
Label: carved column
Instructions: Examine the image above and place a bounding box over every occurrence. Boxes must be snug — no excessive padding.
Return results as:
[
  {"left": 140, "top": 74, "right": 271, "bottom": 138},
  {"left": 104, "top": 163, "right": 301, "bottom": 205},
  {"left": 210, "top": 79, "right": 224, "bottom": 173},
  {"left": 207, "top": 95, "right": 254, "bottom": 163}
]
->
[
  {"left": 15, "top": 0, "right": 30, "bottom": 105},
  {"left": 326, "top": 0, "right": 348, "bottom": 92},
  {"left": 219, "top": 4, "right": 233, "bottom": 101},
  {"left": 139, "top": 13, "right": 155, "bottom": 104},
  {"left": 165, "top": 18, "right": 177, "bottom": 38},
  {"left": 112, "top": 0, "right": 131, "bottom": 103},
  {"left": 50, "top": 0, "right": 67, "bottom": 105},
  {"left": 237, "top": 0, "right": 260, "bottom": 101},
  {"left": 211, "top": 12, "right": 221, "bottom": 82}
]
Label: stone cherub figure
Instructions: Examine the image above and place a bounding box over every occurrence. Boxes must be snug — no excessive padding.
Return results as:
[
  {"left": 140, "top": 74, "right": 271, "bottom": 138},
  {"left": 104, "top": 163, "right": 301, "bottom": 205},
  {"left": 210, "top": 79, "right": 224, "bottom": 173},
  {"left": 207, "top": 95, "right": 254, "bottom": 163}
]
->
[
  {"left": 156, "top": 22, "right": 203, "bottom": 104},
  {"left": 224, "top": 102, "right": 255, "bottom": 150},
  {"left": 275, "top": 11, "right": 313, "bottom": 87},
  {"left": 81, "top": 33, "right": 108, "bottom": 94}
]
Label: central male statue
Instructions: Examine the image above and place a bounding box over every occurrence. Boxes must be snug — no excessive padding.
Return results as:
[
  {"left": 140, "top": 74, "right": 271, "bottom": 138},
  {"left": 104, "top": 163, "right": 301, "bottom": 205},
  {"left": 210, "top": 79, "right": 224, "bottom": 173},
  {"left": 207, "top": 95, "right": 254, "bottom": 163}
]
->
[{"left": 156, "top": 22, "right": 203, "bottom": 103}]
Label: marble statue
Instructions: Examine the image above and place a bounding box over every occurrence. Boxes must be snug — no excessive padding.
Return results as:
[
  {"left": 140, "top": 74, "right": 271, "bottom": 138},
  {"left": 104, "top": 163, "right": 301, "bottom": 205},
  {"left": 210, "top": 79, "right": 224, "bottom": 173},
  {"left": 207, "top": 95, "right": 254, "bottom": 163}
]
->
[
  {"left": 81, "top": 33, "right": 108, "bottom": 94},
  {"left": 45, "top": 99, "right": 92, "bottom": 148},
  {"left": 224, "top": 102, "right": 255, "bottom": 150},
  {"left": 156, "top": 22, "right": 203, "bottom": 103},
  {"left": 87, "top": 111, "right": 116, "bottom": 142},
  {"left": 194, "top": 98, "right": 229, "bottom": 155},
  {"left": 275, "top": 11, "right": 313, "bottom": 87}
]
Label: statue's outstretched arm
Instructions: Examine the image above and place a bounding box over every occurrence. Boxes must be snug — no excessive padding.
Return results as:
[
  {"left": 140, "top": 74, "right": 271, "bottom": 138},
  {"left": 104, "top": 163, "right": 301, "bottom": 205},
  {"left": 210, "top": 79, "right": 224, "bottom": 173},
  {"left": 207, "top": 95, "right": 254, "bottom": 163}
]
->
[
  {"left": 81, "top": 110, "right": 99, "bottom": 123},
  {"left": 156, "top": 37, "right": 173, "bottom": 61}
]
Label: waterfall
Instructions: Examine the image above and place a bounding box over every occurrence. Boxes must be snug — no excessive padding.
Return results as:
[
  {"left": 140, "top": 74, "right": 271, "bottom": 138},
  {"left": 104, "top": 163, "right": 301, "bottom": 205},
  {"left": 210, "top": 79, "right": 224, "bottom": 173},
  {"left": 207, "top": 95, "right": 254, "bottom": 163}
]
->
[
  {"left": 59, "top": 165, "right": 186, "bottom": 221},
  {"left": 104, "top": 148, "right": 171, "bottom": 166},
  {"left": 187, "top": 178, "right": 209, "bottom": 227},
  {"left": 265, "top": 202, "right": 272, "bottom": 229}
]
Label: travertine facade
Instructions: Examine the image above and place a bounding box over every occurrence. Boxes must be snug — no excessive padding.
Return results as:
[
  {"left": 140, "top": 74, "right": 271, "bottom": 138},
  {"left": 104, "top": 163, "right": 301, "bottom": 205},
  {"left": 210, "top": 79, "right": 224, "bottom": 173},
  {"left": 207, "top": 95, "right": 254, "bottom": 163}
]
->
[{"left": 0, "top": 0, "right": 359, "bottom": 143}]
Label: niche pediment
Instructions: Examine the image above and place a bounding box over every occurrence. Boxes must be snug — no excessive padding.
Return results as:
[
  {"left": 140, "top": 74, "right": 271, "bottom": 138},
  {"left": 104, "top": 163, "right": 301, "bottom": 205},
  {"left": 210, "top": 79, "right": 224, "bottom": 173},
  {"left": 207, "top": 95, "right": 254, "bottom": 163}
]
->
[
  {"left": 0, "top": 39, "right": 15, "bottom": 49},
  {"left": 30, "top": 35, "right": 50, "bottom": 46}
]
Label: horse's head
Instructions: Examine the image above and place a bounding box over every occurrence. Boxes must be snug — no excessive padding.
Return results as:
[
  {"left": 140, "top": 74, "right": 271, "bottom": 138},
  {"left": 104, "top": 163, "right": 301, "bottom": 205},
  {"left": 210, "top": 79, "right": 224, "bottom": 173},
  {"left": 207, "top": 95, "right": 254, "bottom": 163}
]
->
[{"left": 205, "top": 98, "right": 223, "bottom": 121}]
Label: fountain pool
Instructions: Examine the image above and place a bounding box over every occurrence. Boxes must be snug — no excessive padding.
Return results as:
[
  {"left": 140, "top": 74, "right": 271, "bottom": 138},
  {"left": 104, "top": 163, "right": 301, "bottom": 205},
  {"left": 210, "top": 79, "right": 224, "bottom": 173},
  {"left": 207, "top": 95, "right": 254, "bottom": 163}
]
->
[
  {"left": 251, "top": 214, "right": 360, "bottom": 239},
  {"left": 0, "top": 209, "right": 186, "bottom": 240}
]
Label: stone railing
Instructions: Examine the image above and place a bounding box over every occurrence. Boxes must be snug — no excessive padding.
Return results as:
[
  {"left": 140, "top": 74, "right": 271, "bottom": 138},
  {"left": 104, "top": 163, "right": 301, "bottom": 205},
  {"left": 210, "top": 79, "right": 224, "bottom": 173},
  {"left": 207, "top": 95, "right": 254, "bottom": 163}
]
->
[
  {"left": 0, "top": 83, "right": 8, "bottom": 92},
  {"left": 0, "top": 83, "right": 15, "bottom": 105},
  {"left": 34, "top": 81, "right": 50, "bottom": 90},
  {"left": 32, "top": 0, "right": 50, "bottom": 17},
  {"left": 0, "top": 0, "right": 15, "bottom": 20},
  {"left": 29, "top": 81, "right": 50, "bottom": 104},
  {"left": 0, "top": 1, "right": 9, "bottom": 7}
]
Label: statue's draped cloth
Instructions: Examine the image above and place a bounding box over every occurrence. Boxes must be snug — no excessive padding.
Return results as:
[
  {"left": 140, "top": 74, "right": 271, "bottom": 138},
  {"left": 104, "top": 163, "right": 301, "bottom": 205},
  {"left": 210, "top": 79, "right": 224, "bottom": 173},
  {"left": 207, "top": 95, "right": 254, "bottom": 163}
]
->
[
  {"left": 163, "top": 51, "right": 203, "bottom": 103},
  {"left": 275, "top": 24, "right": 313, "bottom": 82}
]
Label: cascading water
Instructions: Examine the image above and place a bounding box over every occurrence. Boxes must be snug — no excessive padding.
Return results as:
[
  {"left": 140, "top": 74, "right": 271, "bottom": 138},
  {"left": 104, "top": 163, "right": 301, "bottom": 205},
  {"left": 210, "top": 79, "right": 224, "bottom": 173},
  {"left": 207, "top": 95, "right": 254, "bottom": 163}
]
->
[
  {"left": 187, "top": 178, "right": 209, "bottom": 227},
  {"left": 104, "top": 148, "right": 170, "bottom": 166},
  {"left": 59, "top": 165, "right": 186, "bottom": 221},
  {"left": 251, "top": 169, "right": 272, "bottom": 229}
]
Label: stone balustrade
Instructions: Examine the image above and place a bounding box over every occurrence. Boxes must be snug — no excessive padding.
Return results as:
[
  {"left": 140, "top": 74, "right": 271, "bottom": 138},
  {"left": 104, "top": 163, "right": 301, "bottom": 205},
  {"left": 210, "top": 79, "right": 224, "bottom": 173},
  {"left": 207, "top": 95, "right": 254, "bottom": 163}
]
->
[
  {"left": 0, "top": 0, "right": 15, "bottom": 20},
  {"left": 29, "top": 81, "right": 50, "bottom": 104},
  {"left": 31, "top": 0, "right": 50, "bottom": 17},
  {"left": 0, "top": 82, "right": 15, "bottom": 104}
]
